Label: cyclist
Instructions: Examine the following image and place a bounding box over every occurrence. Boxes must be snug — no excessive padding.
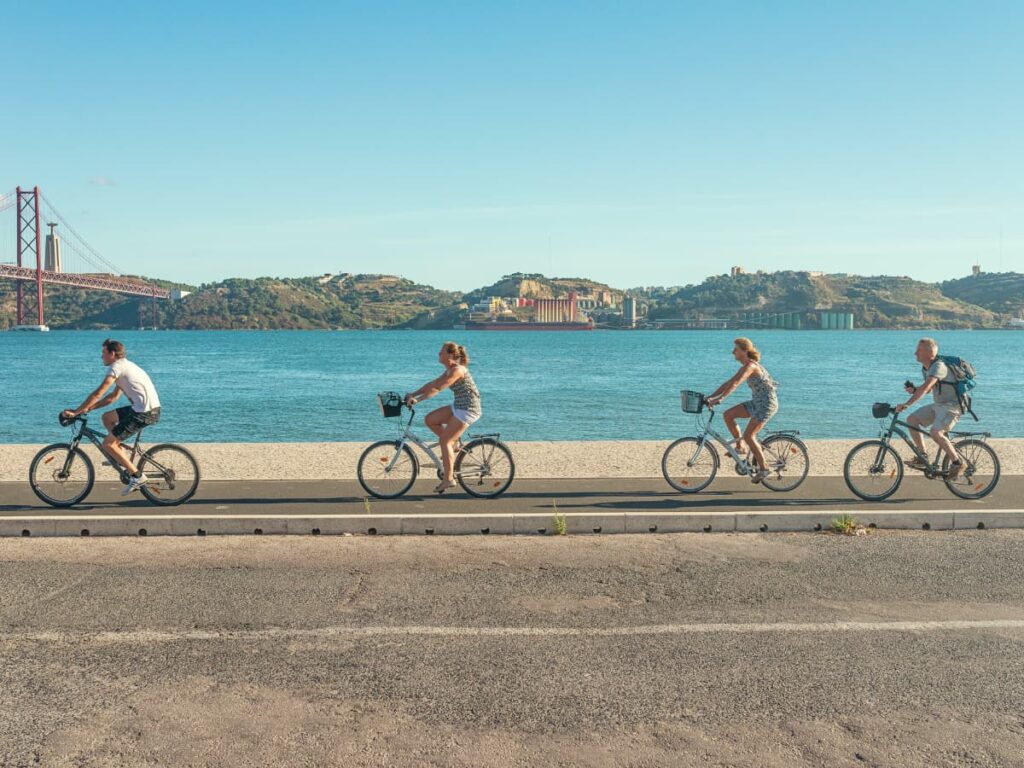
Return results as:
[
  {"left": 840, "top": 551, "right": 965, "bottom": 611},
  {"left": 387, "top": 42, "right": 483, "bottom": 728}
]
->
[
  {"left": 61, "top": 338, "right": 162, "bottom": 495},
  {"left": 704, "top": 337, "right": 778, "bottom": 483},
  {"left": 404, "top": 341, "right": 482, "bottom": 494},
  {"left": 895, "top": 337, "right": 963, "bottom": 479}
]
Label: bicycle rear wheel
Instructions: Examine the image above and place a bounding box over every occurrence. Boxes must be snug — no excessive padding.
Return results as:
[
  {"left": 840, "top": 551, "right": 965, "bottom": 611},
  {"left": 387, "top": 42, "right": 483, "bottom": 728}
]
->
[
  {"left": 760, "top": 434, "right": 810, "bottom": 492},
  {"left": 138, "top": 444, "right": 201, "bottom": 506},
  {"left": 358, "top": 440, "right": 418, "bottom": 499},
  {"left": 29, "top": 443, "right": 95, "bottom": 508},
  {"left": 456, "top": 438, "right": 515, "bottom": 498},
  {"left": 844, "top": 440, "right": 903, "bottom": 501},
  {"left": 662, "top": 437, "right": 719, "bottom": 493},
  {"left": 943, "top": 439, "right": 1000, "bottom": 500}
]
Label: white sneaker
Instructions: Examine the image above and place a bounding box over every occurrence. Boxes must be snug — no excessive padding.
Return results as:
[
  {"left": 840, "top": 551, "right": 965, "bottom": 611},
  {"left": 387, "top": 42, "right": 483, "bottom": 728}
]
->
[{"left": 122, "top": 473, "right": 149, "bottom": 495}]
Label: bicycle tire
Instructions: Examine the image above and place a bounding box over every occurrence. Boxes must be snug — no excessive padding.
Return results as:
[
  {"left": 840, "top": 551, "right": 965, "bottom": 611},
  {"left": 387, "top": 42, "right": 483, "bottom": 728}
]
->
[
  {"left": 662, "top": 437, "right": 719, "bottom": 493},
  {"left": 29, "top": 443, "right": 95, "bottom": 508},
  {"left": 357, "top": 440, "right": 419, "bottom": 499},
  {"left": 138, "top": 444, "right": 201, "bottom": 506},
  {"left": 844, "top": 440, "right": 904, "bottom": 501},
  {"left": 455, "top": 438, "right": 515, "bottom": 498},
  {"left": 760, "top": 434, "right": 810, "bottom": 492},
  {"left": 943, "top": 439, "right": 1000, "bottom": 500}
]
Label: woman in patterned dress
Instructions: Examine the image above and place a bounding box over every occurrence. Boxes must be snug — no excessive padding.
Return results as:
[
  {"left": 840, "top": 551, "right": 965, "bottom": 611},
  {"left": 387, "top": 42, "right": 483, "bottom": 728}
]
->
[{"left": 704, "top": 338, "right": 779, "bottom": 483}]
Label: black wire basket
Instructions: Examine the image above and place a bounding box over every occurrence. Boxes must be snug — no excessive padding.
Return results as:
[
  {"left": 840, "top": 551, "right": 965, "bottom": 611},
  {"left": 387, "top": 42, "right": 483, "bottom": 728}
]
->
[
  {"left": 872, "top": 402, "right": 893, "bottom": 419},
  {"left": 680, "top": 390, "right": 705, "bottom": 414},
  {"left": 377, "top": 391, "right": 404, "bottom": 418}
]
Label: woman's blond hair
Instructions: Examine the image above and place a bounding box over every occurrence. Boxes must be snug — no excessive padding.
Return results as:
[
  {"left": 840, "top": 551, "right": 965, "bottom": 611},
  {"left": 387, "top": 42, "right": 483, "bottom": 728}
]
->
[
  {"left": 734, "top": 337, "right": 761, "bottom": 362},
  {"left": 442, "top": 341, "right": 469, "bottom": 365}
]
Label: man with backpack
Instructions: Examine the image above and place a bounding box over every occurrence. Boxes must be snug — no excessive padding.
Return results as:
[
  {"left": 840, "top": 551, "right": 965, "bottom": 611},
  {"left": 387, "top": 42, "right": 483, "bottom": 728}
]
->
[{"left": 895, "top": 338, "right": 968, "bottom": 479}]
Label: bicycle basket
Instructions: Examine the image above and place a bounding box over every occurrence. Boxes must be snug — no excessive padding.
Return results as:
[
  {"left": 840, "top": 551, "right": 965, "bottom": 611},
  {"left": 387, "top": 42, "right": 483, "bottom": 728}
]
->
[
  {"left": 872, "top": 402, "right": 893, "bottom": 419},
  {"left": 377, "top": 391, "right": 404, "bottom": 418},
  {"left": 680, "top": 390, "right": 705, "bottom": 414}
]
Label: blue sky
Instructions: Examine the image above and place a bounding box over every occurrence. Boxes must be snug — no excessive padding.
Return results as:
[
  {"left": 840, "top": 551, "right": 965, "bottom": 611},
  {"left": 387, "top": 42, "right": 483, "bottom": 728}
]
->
[{"left": 1, "top": 1, "right": 1021, "bottom": 291}]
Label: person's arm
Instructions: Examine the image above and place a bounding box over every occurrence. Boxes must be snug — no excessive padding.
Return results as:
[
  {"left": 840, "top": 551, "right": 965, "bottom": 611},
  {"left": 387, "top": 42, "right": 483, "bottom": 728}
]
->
[
  {"left": 64, "top": 374, "right": 118, "bottom": 417},
  {"left": 406, "top": 368, "right": 462, "bottom": 406},
  {"left": 896, "top": 376, "right": 938, "bottom": 412},
  {"left": 706, "top": 364, "right": 755, "bottom": 406}
]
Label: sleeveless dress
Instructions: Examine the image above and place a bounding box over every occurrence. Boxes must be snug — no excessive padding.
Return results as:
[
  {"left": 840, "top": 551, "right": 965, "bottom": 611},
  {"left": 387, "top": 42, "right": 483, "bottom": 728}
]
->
[
  {"left": 740, "top": 364, "right": 778, "bottom": 422},
  {"left": 451, "top": 366, "right": 482, "bottom": 423}
]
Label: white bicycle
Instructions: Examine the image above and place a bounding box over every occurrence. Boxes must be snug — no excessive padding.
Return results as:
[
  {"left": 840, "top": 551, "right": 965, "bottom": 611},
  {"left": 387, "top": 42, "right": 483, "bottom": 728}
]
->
[
  {"left": 357, "top": 392, "right": 516, "bottom": 499},
  {"left": 662, "top": 390, "right": 810, "bottom": 493}
]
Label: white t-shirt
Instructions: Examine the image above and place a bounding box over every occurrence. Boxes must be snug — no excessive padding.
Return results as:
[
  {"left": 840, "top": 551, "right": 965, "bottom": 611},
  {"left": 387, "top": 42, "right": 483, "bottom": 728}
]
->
[{"left": 107, "top": 358, "right": 161, "bottom": 413}]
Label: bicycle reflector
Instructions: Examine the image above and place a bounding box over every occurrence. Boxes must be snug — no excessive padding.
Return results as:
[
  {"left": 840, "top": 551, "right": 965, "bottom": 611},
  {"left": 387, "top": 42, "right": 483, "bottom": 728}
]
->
[
  {"left": 872, "top": 402, "right": 893, "bottom": 419},
  {"left": 377, "top": 391, "right": 404, "bottom": 418}
]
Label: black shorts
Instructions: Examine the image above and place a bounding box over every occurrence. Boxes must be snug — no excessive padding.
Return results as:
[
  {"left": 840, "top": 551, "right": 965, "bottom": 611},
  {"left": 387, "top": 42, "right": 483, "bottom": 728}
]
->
[{"left": 111, "top": 406, "right": 161, "bottom": 440}]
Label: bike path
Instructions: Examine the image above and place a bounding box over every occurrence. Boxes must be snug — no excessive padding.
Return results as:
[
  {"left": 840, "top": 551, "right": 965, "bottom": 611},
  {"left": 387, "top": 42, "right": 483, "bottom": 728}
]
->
[{"left": 1, "top": 477, "right": 1021, "bottom": 537}]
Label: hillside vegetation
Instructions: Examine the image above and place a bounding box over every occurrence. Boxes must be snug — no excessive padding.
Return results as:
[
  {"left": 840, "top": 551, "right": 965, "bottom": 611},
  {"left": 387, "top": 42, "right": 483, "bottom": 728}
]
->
[
  {"left": 642, "top": 271, "right": 1001, "bottom": 329},
  {"left": 0, "top": 274, "right": 458, "bottom": 330},
  {"left": 2, "top": 269, "right": 1015, "bottom": 330},
  {"left": 941, "top": 272, "right": 1024, "bottom": 316}
]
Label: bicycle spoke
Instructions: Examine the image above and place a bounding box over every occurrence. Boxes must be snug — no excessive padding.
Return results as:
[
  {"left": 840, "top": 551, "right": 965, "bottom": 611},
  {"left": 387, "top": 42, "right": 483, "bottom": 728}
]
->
[
  {"left": 844, "top": 441, "right": 902, "bottom": 501},
  {"left": 30, "top": 445, "right": 94, "bottom": 507},
  {"left": 945, "top": 440, "right": 1000, "bottom": 499},
  {"left": 358, "top": 441, "right": 418, "bottom": 499},
  {"left": 456, "top": 440, "right": 514, "bottom": 497},
  {"left": 140, "top": 446, "right": 200, "bottom": 506}
]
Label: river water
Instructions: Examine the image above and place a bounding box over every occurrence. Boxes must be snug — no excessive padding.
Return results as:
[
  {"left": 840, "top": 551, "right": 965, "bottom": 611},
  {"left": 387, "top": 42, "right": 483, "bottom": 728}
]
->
[{"left": 1, "top": 329, "right": 1020, "bottom": 442}]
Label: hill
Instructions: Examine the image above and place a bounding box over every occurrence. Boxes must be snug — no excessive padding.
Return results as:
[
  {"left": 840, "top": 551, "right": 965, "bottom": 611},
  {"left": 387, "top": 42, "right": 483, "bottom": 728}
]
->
[
  {"left": 462, "top": 273, "right": 617, "bottom": 304},
  {"left": 643, "top": 271, "right": 1001, "bottom": 329},
  {"left": 0, "top": 273, "right": 459, "bottom": 330},
  {"left": 941, "top": 272, "right": 1024, "bottom": 317}
]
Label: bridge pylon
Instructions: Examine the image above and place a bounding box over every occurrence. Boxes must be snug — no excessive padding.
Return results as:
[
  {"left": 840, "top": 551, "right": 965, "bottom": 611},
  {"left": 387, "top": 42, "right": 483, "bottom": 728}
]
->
[{"left": 15, "top": 186, "right": 44, "bottom": 327}]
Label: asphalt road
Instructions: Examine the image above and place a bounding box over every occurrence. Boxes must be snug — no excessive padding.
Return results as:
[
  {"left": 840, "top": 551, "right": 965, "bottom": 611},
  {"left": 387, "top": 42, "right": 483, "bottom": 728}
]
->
[
  {"left": 2, "top": 475, "right": 1022, "bottom": 517},
  {"left": 2, "top": 532, "right": 1023, "bottom": 766}
]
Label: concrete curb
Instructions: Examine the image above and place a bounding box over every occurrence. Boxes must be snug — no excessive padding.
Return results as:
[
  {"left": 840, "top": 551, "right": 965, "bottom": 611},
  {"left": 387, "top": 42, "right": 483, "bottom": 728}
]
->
[{"left": 1, "top": 510, "right": 1023, "bottom": 538}]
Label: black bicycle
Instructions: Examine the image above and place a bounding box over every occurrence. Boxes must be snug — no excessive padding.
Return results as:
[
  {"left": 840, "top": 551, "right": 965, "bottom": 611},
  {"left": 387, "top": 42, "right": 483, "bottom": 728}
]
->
[
  {"left": 843, "top": 402, "right": 1000, "bottom": 501},
  {"left": 29, "top": 414, "right": 201, "bottom": 508}
]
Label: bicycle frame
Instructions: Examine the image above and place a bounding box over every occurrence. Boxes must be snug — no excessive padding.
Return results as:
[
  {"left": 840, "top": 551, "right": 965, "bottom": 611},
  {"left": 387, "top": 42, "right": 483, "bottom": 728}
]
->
[
  {"left": 383, "top": 407, "right": 501, "bottom": 480},
  {"left": 873, "top": 410, "right": 991, "bottom": 475},
  {"left": 687, "top": 407, "right": 799, "bottom": 473},
  {"left": 64, "top": 417, "right": 145, "bottom": 481}
]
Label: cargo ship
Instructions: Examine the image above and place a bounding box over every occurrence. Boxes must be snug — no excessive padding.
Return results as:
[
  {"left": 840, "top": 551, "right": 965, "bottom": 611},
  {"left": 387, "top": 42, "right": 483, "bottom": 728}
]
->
[{"left": 461, "top": 319, "right": 595, "bottom": 331}]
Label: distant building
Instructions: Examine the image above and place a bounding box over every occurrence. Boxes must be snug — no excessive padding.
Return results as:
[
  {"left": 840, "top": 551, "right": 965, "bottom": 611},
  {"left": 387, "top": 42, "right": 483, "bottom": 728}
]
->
[
  {"left": 534, "top": 292, "right": 579, "bottom": 323},
  {"left": 972, "top": 264, "right": 982, "bottom": 276},
  {"left": 170, "top": 289, "right": 191, "bottom": 300},
  {"left": 623, "top": 296, "right": 637, "bottom": 328},
  {"left": 730, "top": 266, "right": 745, "bottom": 277}
]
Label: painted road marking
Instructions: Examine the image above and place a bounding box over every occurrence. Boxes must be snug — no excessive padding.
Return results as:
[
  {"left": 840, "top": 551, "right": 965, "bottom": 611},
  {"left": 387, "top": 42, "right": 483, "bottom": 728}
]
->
[{"left": 7, "top": 619, "right": 1024, "bottom": 644}]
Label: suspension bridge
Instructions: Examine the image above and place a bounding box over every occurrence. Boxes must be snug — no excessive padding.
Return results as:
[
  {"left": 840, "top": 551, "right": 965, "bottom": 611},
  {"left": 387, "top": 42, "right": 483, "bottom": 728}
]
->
[{"left": 0, "top": 186, "right": 172, "bottom": 331}]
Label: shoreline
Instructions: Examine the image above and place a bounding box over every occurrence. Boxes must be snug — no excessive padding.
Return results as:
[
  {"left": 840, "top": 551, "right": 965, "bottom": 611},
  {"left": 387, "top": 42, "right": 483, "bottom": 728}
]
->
[{"left": 2, "top": 439, "right": 1022, "bottom": 482}]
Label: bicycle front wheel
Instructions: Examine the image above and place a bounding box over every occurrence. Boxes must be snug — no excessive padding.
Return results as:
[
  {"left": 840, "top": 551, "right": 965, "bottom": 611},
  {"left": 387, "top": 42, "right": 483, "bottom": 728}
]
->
[
  {"left": 662, "top": 437, "right": 719, "bottom": 493},
  {"left": 844, "top": 440, "right": 903, "bottom": 501},
  {"left": 29, "top": 443, "right": 95, "bottom": 508},
  {"left": 358, "top": 440, "right": 418, "bottom": 499},
  {"left": 943, "top": 439, "right": 1000, "bottom": 500},
  {"left": 760, "top": 434, "right": 810, "bottom": 492},
  {"left": 456, "top": 438, "right": 515, "bottom": 498},
  {"left": 139, "top": 444, "right": 201, "bottom": 506}
]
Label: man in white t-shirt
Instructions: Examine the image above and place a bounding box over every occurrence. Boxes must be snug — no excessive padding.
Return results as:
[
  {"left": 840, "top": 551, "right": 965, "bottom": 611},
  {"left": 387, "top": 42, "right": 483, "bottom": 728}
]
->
[
  {"left": 62, "top": 339, "right": 162, "bottom": 495},
  {"left": 895, "top": 337, "right": 963, "bottom": 479}
]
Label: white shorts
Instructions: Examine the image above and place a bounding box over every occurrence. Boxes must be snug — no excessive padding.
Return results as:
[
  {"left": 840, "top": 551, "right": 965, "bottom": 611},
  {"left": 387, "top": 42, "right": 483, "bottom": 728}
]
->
[{"left": 452, "top": 408, "right": 480, "bottom": 426}]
